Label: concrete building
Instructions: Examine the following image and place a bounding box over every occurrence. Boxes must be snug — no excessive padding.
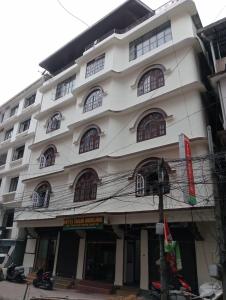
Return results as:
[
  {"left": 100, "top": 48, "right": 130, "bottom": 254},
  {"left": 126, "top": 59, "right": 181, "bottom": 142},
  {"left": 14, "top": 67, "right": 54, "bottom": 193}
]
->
[
  {"left": 14, "top": 0, "right": 217, "bottom": 293},
  {"left": 0, "top": 78, "right": 43, "bottom": 267}
]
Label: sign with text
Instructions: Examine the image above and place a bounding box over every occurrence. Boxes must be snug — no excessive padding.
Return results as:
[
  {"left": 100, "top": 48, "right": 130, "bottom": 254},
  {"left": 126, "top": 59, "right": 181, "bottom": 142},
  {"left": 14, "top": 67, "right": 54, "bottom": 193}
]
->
[
  {"left": 64, "top": 216, "right": 104, "bottom": 230},
  {"left": 179, "top": 134, "right": 196, "bottom": 205}
]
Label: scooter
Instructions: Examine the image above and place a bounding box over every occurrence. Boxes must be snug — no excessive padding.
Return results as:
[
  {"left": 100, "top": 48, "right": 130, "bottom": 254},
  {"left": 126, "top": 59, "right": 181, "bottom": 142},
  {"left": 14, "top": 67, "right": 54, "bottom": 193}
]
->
[
  {"left": 0, "top": 267, "right": 4, "bottom": 281},
  {"left": 33, "top": 268, "right": 53, "bottom": 290},
  {"left": 6, "top": 263, "right": 26, "bottom": 283}
]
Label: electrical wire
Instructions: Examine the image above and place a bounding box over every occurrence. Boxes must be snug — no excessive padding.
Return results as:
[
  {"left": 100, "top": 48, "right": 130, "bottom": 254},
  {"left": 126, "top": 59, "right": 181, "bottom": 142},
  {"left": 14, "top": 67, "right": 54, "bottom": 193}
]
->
[{"left": 56, "top": 0, "right": 89, "bottom": 27}]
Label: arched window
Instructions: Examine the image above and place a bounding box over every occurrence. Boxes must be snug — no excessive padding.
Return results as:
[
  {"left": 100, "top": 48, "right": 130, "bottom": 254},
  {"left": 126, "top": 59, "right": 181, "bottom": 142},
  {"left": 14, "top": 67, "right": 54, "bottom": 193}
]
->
[
  {"left": 79, "top": 128, "right": 100, "bottom": 154},
  {"left": 135, "top": 159, "right": 170, "bottom": 196},
  {"left": 137, "top": 68, "right": 164, "bottom": 96},
  {"left": 83, "top": 89, "right": 103, "bottom": 113},
  {"left": 32, "top": 181, "right": 51, "bottom": 208},
  {"left": 74, "top": 169, "right": 98, "bottom": 202},
  {"left": 137, "top": 112, "right": 166, "bottom": 142},
  {"left": 40, "top": 146, "right": 56, "bottom": 168},
  {"left": 46, "top": 112, "right": 62, "bottom": 133}
]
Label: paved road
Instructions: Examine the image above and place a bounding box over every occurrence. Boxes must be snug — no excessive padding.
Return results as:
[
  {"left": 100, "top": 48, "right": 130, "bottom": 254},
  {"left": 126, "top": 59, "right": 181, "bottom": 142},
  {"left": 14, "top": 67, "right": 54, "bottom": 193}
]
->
[{"left": 0, "top": 281, "right": 108, "bottom": 300}]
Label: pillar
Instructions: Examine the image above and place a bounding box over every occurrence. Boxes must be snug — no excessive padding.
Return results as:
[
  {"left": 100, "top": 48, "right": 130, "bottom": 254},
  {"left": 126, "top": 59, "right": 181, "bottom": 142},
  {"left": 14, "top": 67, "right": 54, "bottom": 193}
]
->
[
  {"left": 114, "top": 235, "right": 124, "bottom": 286},
  {"left": 52, "top": 231, "right": 60, "bottom": 276},
  {"left": 76, "top": 234, "right": 86, "bottom": 280},
  {"left": 140, "top": 229, "right": 149, "bottom": 290},
  {"left": 23, "top": 237, "right": 37, "bottom": 275}
]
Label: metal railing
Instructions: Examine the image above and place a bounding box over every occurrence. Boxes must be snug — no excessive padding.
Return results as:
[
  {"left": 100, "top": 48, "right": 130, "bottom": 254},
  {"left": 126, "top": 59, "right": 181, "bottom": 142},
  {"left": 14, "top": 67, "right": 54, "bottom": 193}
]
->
[
  {"left": 155, "top": 0, "right": 181, "bottom": 15},
  {"left": 85, "top": 12, "right": 154, "bottom": 51},
  {"left": 0, "top": 227, "right": 12, "bottom": 239},
  {"left": 84, "top": 0, "right": 182, "bottom": 52}
]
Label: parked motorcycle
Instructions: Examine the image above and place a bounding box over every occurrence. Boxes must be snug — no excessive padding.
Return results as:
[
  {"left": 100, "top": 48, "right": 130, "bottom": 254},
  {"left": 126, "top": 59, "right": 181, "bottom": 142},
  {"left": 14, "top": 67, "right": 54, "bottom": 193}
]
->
[
  {"left": 6, "top": 263, "right": 26, "bottom": 283},
  {"left": 32, "top": 268, "right": 53, "bottom": 290},
  {"left": 0, "top": 267, "right": 4, "bottom": 281}
]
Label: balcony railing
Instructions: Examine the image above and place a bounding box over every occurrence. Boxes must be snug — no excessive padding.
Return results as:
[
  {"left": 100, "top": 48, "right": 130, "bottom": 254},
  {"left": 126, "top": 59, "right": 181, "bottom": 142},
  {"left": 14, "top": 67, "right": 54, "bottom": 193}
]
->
[
  {"left": 0, "top": 227, "right": 12, "bottom": 239},
  {"left": 85, "top": 12, "right": 154, "bottom": 51},
  {"left": 85, "top": 0, "right": 182, "bottom": 52}
]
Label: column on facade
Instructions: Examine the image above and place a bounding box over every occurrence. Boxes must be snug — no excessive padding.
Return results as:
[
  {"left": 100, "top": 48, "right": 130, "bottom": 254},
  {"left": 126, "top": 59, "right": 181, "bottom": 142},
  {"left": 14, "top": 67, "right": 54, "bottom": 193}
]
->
[
  {"left": 52, "top": 231, "right": 61, "bottom": 276},
  {"left": 23, "top": 237, "right": 37, "bottom": 275},
  {"left": 114, "top": 233, "right": 124, "bottom": 286},
  {"left": 76, "top": 232, "right": 86, "bottom": 280},
  {"left": 140, "top": 229, "right": 149, "bottom": 290}
]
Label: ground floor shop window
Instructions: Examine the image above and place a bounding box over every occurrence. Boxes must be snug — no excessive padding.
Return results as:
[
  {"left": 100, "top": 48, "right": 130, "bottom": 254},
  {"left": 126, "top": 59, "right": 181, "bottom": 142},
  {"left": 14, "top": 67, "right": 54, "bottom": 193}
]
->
[
  {"left": 85, "top": 241, "right": 116, "bottom": 282},
  {"left": 56, "top": 231, "right": 79, "bottom": 278},
  {"left": 124, "top": 239, "right": 140, "bottom": 286},
  {"left": 148, "top": 224, "right": 198, "bottom": 293},
  {"left": 34, "top": 230, "right": 58, "bottom": 272}
]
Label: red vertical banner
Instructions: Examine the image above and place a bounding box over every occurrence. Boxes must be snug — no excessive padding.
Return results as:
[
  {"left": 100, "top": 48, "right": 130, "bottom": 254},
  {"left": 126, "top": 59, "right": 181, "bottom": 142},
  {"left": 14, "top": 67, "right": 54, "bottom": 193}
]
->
[{"left": 179, "top": 134, "right": 196, "bottom": 205}]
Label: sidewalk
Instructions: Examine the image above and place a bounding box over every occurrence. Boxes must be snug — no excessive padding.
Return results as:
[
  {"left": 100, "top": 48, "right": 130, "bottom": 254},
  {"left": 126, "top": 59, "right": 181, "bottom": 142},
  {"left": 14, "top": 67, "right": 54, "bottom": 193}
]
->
[{"left": 0, "top": 281, "right": 108, "bottom": 300}]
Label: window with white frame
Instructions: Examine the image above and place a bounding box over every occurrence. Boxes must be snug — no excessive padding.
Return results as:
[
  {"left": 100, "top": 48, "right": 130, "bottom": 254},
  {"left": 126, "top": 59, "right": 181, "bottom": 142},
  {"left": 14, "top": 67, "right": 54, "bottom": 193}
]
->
[
  {"left": 12, "top": 145, "right": 25, "bottom": 161},
  {"left": 74, "top": 169, "right": 98, "bottom": 202},
  {"left": 0, "top": 112, "right": 5, "bottom": 123},
  {"left": 19, "top": 118, "right": 30, "bottom": 133},
  {"left": 39, "top": 146, "right": 56, "bottom": 168},
  {"left": 24, "top": 94, "right": 36, "bottom": 108},
  {"left": 83, "top": 89, "right": 103, "bottom": 113},
  {"left": 137, "top": 112, "right": 166, "bottom": 142},
  {"left": 0, "top": 153, "right": 7, "bottom": 166},
  {"left": 9, "top": 105, "right": 19, "bottom": 117},
  {"left": 85, "top": 54, "right": 105, "bottom": 78},
  {"left": 9, "top": 176, "right": 19, "bottom": 192},
  {"left": 46, "top": 112, "right": 62, "bottom": 133},
  {"left": 55, "top": 76, "right": 75, "bottom": 100},
  {"left": 135, "top": 159, "right": 170, "bottom": 196},
  {"left": 129, "top": 21, "right": 172, "bottom": 61},
  {"left": 4, "top": 128, "right": 13, "bottom": 140},
  {"left": 32, "top": 182, "right": 51, "bottom": 208},
  {"left": 137, "top": 68, "right": 164, "bottom": 96}
]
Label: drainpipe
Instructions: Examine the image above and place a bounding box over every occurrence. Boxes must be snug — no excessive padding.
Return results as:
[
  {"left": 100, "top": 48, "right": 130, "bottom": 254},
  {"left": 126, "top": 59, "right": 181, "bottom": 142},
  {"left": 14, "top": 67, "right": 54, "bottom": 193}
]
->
[
  {"left": 210, "top": 40, "right": 217, "bottom": 73},
  {"left": 217, "top": 81, "right": 226, "bottom": 130},
  {"left": 201, "top": 33, "right": 226, "bottom": 129}
]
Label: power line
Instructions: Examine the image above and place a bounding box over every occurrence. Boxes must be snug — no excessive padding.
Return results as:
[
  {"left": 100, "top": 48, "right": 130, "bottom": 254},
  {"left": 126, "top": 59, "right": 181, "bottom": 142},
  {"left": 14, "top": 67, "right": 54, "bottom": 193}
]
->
[{"left": 56, "top": 0, "right": 89, "bottom": 27}]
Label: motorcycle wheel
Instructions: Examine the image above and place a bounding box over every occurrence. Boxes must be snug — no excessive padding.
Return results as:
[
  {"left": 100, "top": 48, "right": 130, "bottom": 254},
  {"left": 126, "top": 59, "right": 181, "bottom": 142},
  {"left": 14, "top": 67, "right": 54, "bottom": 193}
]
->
[{"left": 33, "top": 279, "right": 39, "bottom": 287}]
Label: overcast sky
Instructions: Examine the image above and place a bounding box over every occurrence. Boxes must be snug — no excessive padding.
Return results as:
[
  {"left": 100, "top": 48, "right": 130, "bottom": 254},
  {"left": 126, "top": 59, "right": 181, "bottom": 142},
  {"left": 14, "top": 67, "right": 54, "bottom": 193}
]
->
[{"left": 0, "top": 0, "right": 226, "bottom": 104}]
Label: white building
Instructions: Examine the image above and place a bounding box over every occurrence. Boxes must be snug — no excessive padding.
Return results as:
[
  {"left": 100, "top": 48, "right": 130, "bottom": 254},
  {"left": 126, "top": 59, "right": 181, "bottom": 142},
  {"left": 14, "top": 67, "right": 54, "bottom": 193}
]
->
[
  {"left": 15, "top": 0, "right": 217, "bottom": 294},
  {"left": 0, "top": 78, "right": 43, "bottom": 267}
]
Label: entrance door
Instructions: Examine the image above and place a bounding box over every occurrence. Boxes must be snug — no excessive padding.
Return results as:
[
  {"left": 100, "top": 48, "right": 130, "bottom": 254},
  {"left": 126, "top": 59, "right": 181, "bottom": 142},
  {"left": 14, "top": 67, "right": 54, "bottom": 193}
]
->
[
  {"left": 124, "top": 239, "right": 140, "bottom": 286},
  {"left": 85, "top": 241, "right": 116, "bottom": 282},
  {"left": 34, "top": 238, "right": 56, "bottom": 272},
  {"left": 56, "top": 231, "right": 79, "bottom": 278}
]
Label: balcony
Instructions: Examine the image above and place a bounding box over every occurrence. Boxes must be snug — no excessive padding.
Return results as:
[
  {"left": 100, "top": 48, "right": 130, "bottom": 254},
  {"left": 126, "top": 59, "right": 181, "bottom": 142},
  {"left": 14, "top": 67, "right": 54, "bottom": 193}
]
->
[
  {"left": 85, "top": 12, "right": 154, "bottom": 52},
  {"left": 84, "top": 0, "right": 182, "bottom": 52},
  {"left": 216, "top": 57, "right": 226, "bottom": 73},
  {"left": 0, "top": 227, "right": 13, "bottom": 239}
]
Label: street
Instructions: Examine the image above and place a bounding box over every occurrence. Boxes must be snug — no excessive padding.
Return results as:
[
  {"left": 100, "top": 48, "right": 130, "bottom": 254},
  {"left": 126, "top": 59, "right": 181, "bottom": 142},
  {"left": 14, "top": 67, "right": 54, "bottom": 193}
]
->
[{"left": 0, "top": 281, "right": 108, "bottom": 300}]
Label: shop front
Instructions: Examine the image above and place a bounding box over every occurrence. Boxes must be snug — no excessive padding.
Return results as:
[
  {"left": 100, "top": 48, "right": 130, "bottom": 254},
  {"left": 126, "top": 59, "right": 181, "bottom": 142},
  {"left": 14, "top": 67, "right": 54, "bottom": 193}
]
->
[
  {"left": 63, "top": 215, "right": 117, "bottom": 283},
  {"left": 34, "top": 228, "right": 58, "bottom": 272},
  {"left": 85, "top": 230, "right": 116, "bottom": 282}
]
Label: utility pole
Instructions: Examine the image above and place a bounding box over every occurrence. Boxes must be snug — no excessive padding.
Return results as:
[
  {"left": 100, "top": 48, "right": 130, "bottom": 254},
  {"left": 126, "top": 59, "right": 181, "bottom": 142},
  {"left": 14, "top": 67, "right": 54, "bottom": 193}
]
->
[
  {"left": 207, "top": 125, "right": 226, "bottom": 300},
  {"left": 158, "top": 158, "right": 168, "bottom": 300}
]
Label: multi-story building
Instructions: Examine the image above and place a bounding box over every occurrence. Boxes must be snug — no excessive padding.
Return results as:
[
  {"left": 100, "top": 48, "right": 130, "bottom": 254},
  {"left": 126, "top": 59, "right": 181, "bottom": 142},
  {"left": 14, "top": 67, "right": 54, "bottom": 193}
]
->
[
  {"left": 15, "top": 0, "right": 217, "bottom": 293},
  {"left": 0, "top": 78, "right": 43, "bottom": 267}
]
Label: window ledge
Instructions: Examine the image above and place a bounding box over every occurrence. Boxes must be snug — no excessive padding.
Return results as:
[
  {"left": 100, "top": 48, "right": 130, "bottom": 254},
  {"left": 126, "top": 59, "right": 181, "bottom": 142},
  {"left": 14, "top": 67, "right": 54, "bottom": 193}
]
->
[
  {"left": 1, "top": 139, "right": 11, "bottom": 145},
  {"left": 10, "top": 158, "right": 23, "bottom": 167},
  {"left": 2, "top": 192, "right": 16, "bottom": 203},
  {"left": 16, "top": 130, "right": 29, "bottom": 139}
]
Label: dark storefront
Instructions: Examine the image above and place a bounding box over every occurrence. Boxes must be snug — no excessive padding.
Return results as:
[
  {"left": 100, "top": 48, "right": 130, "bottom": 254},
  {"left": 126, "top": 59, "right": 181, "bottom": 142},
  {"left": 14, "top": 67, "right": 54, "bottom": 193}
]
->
[
  {"left": 56, "top": 231, "right": 79, "bottom": 278},
  {"left": 148, "top": 223, "right": 199, "bottom": 293},
  {"left": 34, "top": 228, "right": 58, "bottom": 272},
  {"left": 85, "top": 229, "right": 116, "bottom": 283}
]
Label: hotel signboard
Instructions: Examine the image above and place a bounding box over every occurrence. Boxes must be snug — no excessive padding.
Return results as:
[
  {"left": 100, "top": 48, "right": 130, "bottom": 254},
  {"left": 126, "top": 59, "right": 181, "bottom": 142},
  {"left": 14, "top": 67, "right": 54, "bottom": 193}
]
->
[
  {"left": 179, "top": 133, "right": 196, "bottom": 205},
  {"left": 63, "top": 216, "right": 104, "bottom": 230}
]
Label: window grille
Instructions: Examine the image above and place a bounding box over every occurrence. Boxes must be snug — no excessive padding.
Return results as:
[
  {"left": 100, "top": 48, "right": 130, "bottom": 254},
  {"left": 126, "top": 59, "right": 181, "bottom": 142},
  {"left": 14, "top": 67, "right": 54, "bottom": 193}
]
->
[{"left": 79, "top": 128, "right": 100, "bottom": 154}]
